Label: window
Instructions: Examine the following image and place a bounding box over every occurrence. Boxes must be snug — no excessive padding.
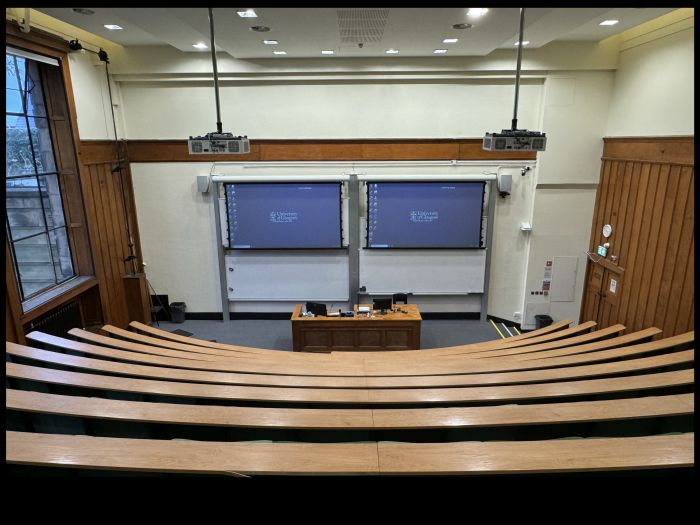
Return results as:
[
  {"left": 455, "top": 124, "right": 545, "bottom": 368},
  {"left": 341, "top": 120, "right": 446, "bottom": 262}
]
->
[{"left": 6, "top": 52, "right": 76, "bottom": 300}]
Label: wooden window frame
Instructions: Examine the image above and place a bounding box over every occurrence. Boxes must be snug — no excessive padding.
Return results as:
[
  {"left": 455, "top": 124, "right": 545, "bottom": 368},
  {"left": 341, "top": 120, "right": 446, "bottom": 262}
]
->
[{"left": 6, "top": 21, "right": 97, "bottom": 326}]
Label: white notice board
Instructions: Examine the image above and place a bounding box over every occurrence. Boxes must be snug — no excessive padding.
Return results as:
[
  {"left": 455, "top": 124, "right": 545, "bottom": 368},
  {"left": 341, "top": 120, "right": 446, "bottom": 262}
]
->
[
  {"left": 359, "top": 249, "right": 487, "bottom": 294},
  {"left": 550, "top": 256, "right": 578, "bottom": 302},
  {"left": 225, "top": 252, "right": 349, "bottom": 301}
]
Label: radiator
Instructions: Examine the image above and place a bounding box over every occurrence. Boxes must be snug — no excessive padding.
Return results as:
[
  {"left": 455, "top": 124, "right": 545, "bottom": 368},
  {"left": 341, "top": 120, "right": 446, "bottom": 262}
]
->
[{"left": 25, "top": 300, "right": 82, "bottom": 338}]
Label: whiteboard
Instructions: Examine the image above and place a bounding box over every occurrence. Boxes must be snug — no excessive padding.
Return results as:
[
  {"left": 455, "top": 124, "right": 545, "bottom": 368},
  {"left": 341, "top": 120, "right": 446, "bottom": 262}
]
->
[
  {"left": 225, "top": 252, "right": 349, "bottom": 301},
  {"left": 359, "top": 249, "right": 487, "bottom": 294}
]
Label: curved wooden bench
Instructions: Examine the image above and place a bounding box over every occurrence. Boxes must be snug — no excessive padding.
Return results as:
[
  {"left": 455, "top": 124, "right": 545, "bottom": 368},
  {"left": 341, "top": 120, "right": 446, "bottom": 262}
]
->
[
  {"left": 7, "top": 431, "right": 693, "bottom": 475},
  {"left": 504, "top": 328, "right": 659, "bottom": 361},
  {"left": 126, "top": 319, "right": 574, "bottom": 357},
  {"left": 7, "top": 341, "right": 694, "bottom": 389},
  {"left": 6, "top": 431, "right": 379, "bottom": 475},
  {"left": 376, "top": 433, "right": 694, "bottom": 474},
  {"left": 25, "top": 330, "right": 694, "bottom": 377},
  {"left": 7, "top": 389, "right": 693, "bottom": 430},
  {"left": 99, "top": 325, "right": 331, "bottom": 361},
  {"left": 461, "top": 326, "right": 654, "bottom": 361},
  {"left": 69, "top": 329, "right": 314, "bottom": 363},
  {"left": 105, "top": 322, "right": 610, "bottom": 362},
  {"left": 78, "top": 325, "right": 631, "bottom": 366},
  {"left": 379, "top": 320, "right": 599, "bottom": 357},
  {"left": 6, "top": 362, "right": 693, "bottom": 404}
]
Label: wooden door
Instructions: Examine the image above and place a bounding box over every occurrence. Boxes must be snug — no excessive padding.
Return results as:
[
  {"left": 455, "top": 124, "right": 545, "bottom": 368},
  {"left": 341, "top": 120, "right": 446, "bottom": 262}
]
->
[{"left": 582, "top": 262, "right": 605, "bottom": 323}]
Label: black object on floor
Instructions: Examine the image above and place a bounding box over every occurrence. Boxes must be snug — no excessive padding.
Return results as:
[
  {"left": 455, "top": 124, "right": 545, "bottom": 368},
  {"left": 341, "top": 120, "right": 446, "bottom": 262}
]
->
[{"left": 171, "top": 329, "right": 193, "bottom": 337}]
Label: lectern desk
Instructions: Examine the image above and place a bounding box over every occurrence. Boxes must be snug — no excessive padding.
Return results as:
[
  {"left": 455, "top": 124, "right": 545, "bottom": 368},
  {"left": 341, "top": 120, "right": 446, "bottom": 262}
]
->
[{"left": 291, "top": 304, "right": 422, "bottom": 353}]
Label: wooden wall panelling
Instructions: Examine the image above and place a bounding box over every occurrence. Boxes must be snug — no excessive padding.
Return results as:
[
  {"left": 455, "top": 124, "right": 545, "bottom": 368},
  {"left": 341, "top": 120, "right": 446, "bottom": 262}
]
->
[
  {"left": 617, "top": 162, "right": 649, "bottom": 328},
  {"left": 660, "top": 167, "right": 694, "bottom": 336},
  {"left": 125, "top": 139, "right": 537, "bottom": 163},
  {"left": 582, "top": 137, "right": 694, "bottom": 337}
]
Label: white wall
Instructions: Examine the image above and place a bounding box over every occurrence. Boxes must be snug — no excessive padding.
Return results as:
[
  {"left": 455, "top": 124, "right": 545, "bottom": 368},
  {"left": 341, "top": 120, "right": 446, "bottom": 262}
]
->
[
  {"left": 130, "top": 163, "right": 223, "bottom": 312},
  {"left": 124, "top": 66, "right": 610, "bottom": 320},
  {"left": 516, "top": 70, "right": 614, "bottom": 328},
  {"left": 606, "top": 18, "right": 694, "bottom": 136},
  {"left": 119, "top": 81, "right": 542, "bottom": 139}
]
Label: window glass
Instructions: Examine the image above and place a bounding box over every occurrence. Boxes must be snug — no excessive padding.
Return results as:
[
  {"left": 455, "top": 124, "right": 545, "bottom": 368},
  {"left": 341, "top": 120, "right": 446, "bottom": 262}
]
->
[{"left": 5, "top": 52, "right": 76, "bottom": 301}]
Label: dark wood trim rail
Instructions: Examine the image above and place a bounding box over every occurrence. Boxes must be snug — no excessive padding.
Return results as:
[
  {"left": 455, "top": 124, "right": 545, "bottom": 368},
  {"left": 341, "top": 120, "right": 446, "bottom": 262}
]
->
[
  {"left": 5, "top": 362, "right": 693, "bottom": 405},
  {"left": 6, "top": 342, "right": 694, "bottom": 389},
  {"left": 6, "top": 390, "right": 693, "bottom": 430},
  {"left": 123, "top": 138, "right": 538, "bottom": 163},
  {"left": 6, "top": 431, "right": 693, "bottom": 475}
]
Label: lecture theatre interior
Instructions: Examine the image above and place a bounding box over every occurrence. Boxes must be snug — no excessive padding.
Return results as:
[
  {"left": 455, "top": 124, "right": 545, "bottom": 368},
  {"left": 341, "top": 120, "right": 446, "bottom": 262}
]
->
[{"left": 5, "top": 7, "right": 695, "bottom": 477}]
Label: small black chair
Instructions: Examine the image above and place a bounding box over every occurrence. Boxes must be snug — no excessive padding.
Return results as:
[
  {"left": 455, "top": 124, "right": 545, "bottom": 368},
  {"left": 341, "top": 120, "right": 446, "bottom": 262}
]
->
[{"left": 392, "top": 293, "right": 408, "bottom": 304}]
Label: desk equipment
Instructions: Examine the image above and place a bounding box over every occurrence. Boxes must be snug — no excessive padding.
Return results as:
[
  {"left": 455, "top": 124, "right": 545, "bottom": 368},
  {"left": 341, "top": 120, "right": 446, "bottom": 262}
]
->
[
  {"left": 291, "top": 304, "right": 422, "bottom": 352},
  {"left": 306, "top": 302, "right": 327, "bottom": 317},
  {"left": 373, "top": 297, "right": 392, "bottom": 313}
]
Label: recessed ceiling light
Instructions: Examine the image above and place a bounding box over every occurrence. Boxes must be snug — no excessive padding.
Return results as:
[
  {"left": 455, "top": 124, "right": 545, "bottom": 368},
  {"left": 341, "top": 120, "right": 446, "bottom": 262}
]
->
[
  {"left": 433, "top": 49, "right": 448, "bottom": 54},
  {"left": 250, "top": 25, "right": 270, "bottom": 32},
  {"left": 452, "top": 23, "right": 472, "bottom": 30},
  {"left": 237, "top": 9, "right": 257, "bottom": 18},
  {"left": 514, "top": 41, "right": 530, "bottom": 46},
  {"left": 385, "top": 49, "right": 399, "bottom": 54},
  {"left": 72, "top": 8, "right": 94, "bottom": 15},
  {"left": 443, "top": 38, "right": 459, "bottom": 44},
  {"left": 192, "top": 42, "right": 208, "bottom": 49},
  {"left": 103, "top": 24, "right": 123, "bottom": 30},
  {"left": 273, "top": 50, "right": 287, "bottom": 55},
  {"left": 321, "top": 50, "right": 334, "bottom": 55},
  {"left": 467, "top": 8, "right": 489, "bottom": 17},
  {"left": 599, "top": 19, "right": 620, "bottom": 26},
  {"left": 263, "top": 40, "right": 278, "bottom": 45}
]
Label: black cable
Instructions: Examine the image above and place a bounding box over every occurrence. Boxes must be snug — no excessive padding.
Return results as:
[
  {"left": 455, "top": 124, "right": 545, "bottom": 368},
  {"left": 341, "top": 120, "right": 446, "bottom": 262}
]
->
[
  {"left": 147, "top": 278, "right": 170, "bottom": 322},
  {"left": 102, "top": 56, "right": 138, "bottom": 276}
]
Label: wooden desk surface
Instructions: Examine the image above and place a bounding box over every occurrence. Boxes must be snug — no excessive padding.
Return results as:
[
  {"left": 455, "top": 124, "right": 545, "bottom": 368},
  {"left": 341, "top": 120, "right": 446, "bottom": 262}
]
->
[
  {"left": 24, "top": 330, "right": 693, "bottom": 377},
  {"left": 7, "top": 341, "right": 694, "bottom": 389},
  {"left": 377, "top": 434, "right": 694, "bottom": 474},
  {"left": 7, "top": 431, "right": 693, "bottom": 475},
  {"left": 7, "top": 389, "right": 692, "bottom": 430},
  {"left": 6, "top": 362, "right": 693, "bottom": 405},
  {"left": 292, "top": 304, "right": 422, "bottom": 322},
  {"left": 6, "top": 431, "right": 380, "bottom": 475}
]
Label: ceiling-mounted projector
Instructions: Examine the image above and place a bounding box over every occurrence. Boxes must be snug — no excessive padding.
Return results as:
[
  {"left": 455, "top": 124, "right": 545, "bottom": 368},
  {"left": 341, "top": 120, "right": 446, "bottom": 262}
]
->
[
  {"left": 188, "top": 133, "right": 250, "bottom": 155},
  {"left": 483, "top": 129, "right": 547, "bottom": 151},
  {"left": 189, "top": 8, "right": 249, "bottom": 156},
  {"left": 483, "top": 8, "right": 547, "bottom": 153}
]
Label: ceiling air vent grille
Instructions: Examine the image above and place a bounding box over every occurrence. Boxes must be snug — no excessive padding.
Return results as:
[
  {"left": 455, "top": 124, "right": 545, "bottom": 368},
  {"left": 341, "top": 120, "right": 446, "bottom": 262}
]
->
[{"left": 337, "top": 8, "right": 389, "bottom": 43}]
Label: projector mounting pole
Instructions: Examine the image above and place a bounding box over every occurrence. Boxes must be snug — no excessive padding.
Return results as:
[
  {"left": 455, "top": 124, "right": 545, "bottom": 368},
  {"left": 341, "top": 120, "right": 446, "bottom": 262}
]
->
[
  {"left": 512, "top": 7, "right": 525, "bottom": 131},
  {"left": 208, "top": 7, "right": 223, "bottom": 134}
]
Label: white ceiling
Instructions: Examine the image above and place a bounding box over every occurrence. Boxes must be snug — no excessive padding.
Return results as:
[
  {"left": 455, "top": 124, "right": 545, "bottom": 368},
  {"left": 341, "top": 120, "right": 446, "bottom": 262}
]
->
[{"left": 36, "top": 7, "right": 677, "bottom": 58}]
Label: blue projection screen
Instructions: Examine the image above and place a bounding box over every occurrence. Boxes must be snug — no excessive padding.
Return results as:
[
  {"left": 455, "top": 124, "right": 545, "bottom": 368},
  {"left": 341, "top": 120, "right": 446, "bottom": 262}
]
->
[
  {"left": 225, "top": 183, "right": 342, "bottom": 249},
  {"left": 366, "top": 181, "right": 485, "bottom": 249}
]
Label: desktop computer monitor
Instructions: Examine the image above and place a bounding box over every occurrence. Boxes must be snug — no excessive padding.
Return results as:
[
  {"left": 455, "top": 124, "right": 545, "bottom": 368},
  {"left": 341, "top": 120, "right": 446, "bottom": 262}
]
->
[
  {"left": 373, "top": 297, "right": 392, "bottom": 312},
  {"left": 306, "top": 302, "right": 327, "bottom": 316}
]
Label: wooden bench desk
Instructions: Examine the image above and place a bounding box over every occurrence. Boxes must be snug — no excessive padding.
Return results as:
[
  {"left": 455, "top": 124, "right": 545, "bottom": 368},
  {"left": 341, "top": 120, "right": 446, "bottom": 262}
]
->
[
  {"left": 7, "top": 341, "right": 694, "bottom": 389},
  {"left": 24, "top": 330, "right": 694, "bottom": 377},
  {"left": 6, "top": 389, "right": 693, "bottom": 430},
  {"left": 6, "top": 431, "right": 693, "bottom": 475},
  {"left": 291, "top": 304, "right": 422, "bottom": 352},
  {"left": 6, "top": 362, "right": 693, "bottom": 405}
]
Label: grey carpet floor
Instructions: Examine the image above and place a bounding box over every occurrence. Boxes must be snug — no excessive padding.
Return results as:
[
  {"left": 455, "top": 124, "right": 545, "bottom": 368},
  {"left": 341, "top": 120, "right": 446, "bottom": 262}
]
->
[{"left": 155, "top": 319, "right": 502, "bottom": 351}]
